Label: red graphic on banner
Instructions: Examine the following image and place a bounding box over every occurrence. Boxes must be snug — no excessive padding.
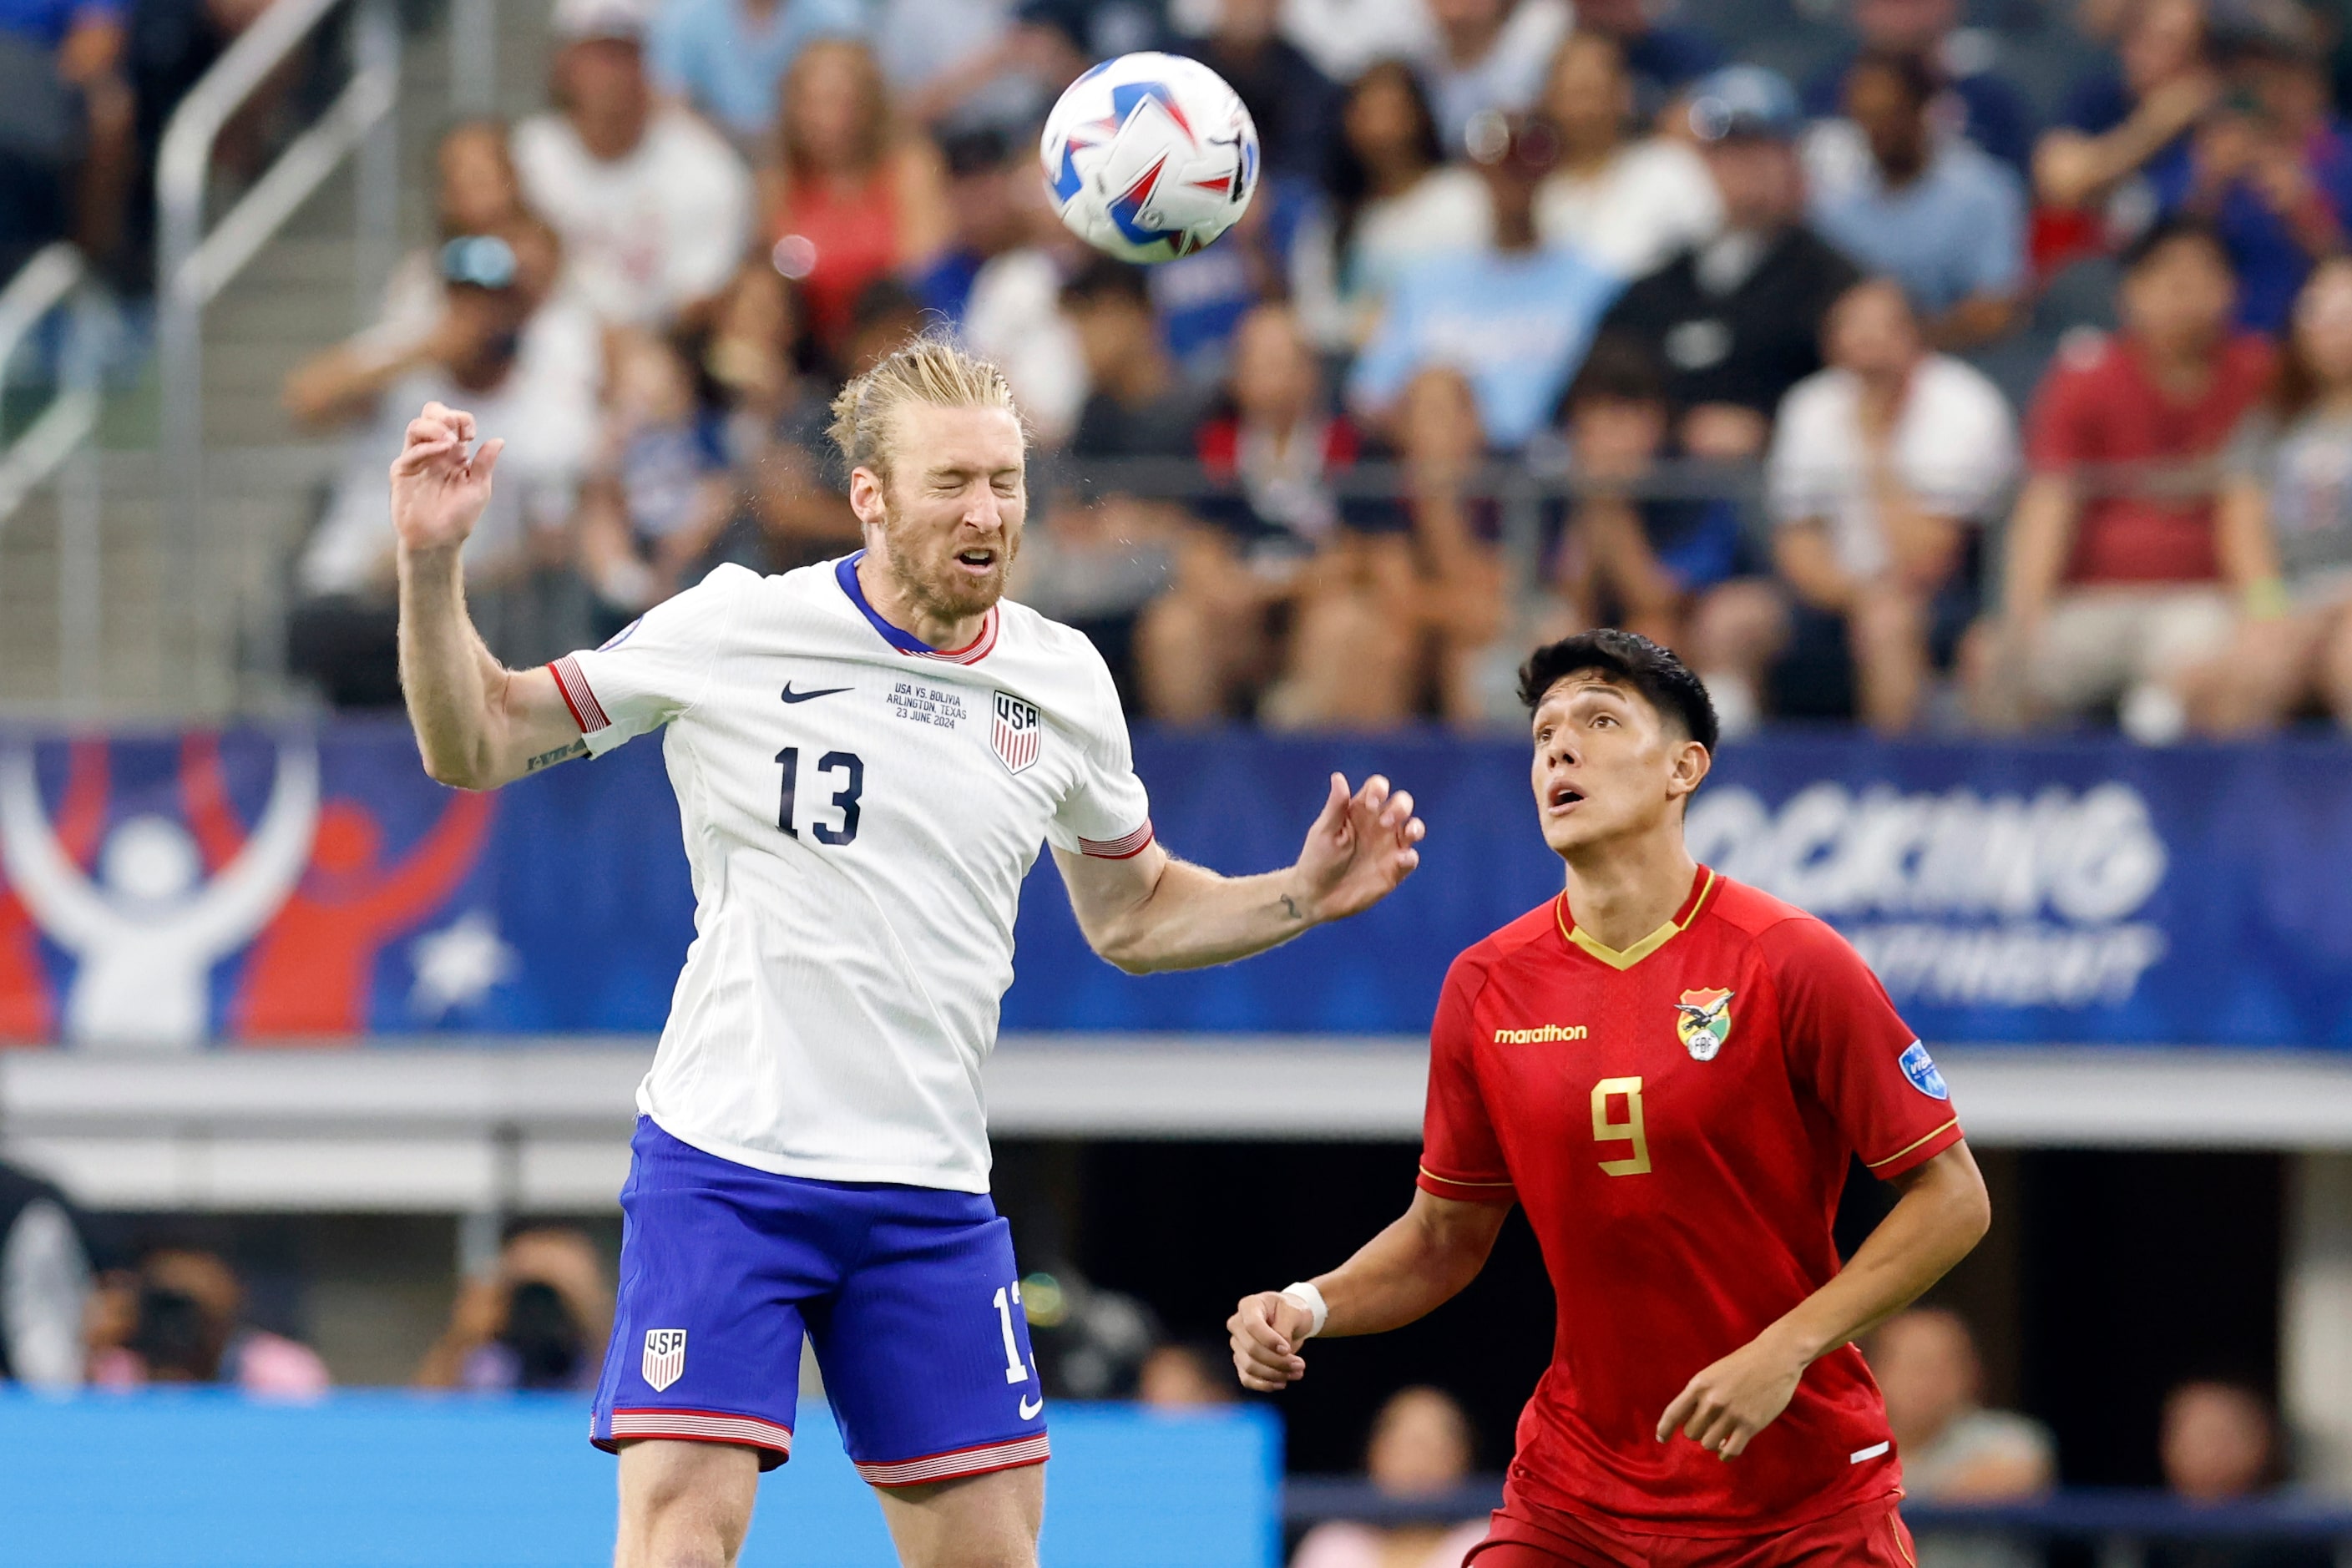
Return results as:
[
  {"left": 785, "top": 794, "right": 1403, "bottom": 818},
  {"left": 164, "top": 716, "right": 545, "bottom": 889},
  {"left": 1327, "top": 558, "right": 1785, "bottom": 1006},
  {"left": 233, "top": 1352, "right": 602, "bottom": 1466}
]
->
[
  {"left": 0, "top": 741, "right": 108, "bottom": 1041},
  {"left": 180, "top": 736, "right": 495, "bottom": 1041}
]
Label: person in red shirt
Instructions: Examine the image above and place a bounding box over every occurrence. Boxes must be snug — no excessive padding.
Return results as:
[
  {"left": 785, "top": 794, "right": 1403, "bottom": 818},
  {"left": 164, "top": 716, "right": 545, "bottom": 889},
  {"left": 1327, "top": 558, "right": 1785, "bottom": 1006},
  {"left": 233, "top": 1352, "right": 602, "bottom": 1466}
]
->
[
  {"left": 1975, "top": 215, "right": 2279, "bottom": 740},
  {"left": 1231, "top": 630, "right": 1991, "bottom": 1565}
]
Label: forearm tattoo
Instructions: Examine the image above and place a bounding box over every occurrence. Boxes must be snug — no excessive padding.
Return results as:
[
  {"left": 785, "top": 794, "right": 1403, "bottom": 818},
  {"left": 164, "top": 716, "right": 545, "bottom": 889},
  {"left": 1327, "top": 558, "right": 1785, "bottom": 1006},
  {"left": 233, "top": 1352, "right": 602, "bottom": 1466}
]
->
[{"left": 524, "top": 738, "right": 589, "bottom": 773}]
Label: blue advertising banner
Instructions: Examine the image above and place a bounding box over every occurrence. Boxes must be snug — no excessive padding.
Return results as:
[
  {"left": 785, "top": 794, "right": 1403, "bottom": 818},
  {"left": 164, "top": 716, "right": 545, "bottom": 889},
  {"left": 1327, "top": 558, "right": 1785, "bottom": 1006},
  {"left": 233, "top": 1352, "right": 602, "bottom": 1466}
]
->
[{"left": 0, "top": 724, "right": 2343, "bottom": 1048}]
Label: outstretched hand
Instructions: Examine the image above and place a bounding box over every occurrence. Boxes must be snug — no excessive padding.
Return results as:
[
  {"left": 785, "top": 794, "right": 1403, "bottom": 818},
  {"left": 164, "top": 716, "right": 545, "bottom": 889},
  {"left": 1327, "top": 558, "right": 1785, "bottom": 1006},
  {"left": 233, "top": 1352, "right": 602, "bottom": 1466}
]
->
[
  {"left": 1292, "top": 772, "right": 1425, "bottom": 924},
  {"left": 389, "top": 401, "right": 504, "bottom": 554}
]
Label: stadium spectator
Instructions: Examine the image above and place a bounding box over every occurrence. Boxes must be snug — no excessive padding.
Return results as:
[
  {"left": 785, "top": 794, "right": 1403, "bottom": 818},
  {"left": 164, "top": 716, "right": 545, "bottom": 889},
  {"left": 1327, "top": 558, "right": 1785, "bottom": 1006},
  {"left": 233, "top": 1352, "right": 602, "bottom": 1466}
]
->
[
  {"left": 1417, "top": 0, "right": 1572, "bottom": 149},
  {"left": 0, "top": 1161, "right": 89, "bottom": 1389},
  {"left": 415, "top": 1226, "right": 612, "bottom": 1393},
  {"left": 575, "top": 330, "right": 732, "bottom": 620},
  {"left": 2205, "top": 256, "right": 2352, "bottom": 730},
  {"left": 1600, "top": 65, "right": 1860, "bottom": 460},
  {"left": 1551, "top": 334, "right": 1781, "bottom": 736},
  {"left": 873, "top": 0, "right": 1032, "bottom": 128},
  {"left": 1802, "top": 0, "right": 2036, "bottom": 177},
  {"left": 2150, "top": 1379, "right": 2333, "bottom": 1568},
  {"left": 1556, "top": 0, "right": 1722, "bottom": 117},
  {"left": 1975, "top": 216, "right": 2274, "bottom": 741},
  {"left": 1279, "top": 0, "right": 1436, "bottom": 85},
  {"left": 1809, "top": 51, "right": 2028, "bottom": 351},
  {"left": 2035, "top": 0, "right": 2214, "bottom": 223},
  {"left": 1176, "top": 0, "right": 1338, "bottom": 182},
  {"left": 646, "top": 0, "right": 862, "bottom": 148},
  {"left": 2146, "top": 10, "right": 2352, "bottom": 335},
  {"left": 281, "top": 121, "right": 529, "bottom": 429},
  {"left": 762, "top": 37, "right": 950, "bottom": 357},
  {"left": 1136, "top": 1342, "right": 1239, "bottom": 1407},
  {"left": 1534, "top": 32, "right": 1723, "bottom": 281},
  {"left": 87, "top": 1246, "right": 328, "bottom": 1395},
  {"left": 696, "top": 262, "right": 858, "bottom": 577},
  {"left": 1393, "top": 366, "right": 1520, "bottom": 727},
  {"left": 1065, "top": 257, "right": 1210, "bottom": 463},
  {"left": 513, "top": 0, "right": 752, "bottom": 330},
  {"left": 1765, "top": 279, "right": 2016, "bottom": 731},
  {"left": 1292, "top": 58, "right": 1492, "bottom": 352},
  {"left": 959, "top": 199, "right": 1090, "bottom": 448},
  {"left": 1348, "top": 112, "right": 1619, "bottom": 453},
  {"left": 1288, "top": 1386, "right": 1486, "bottom": 1568},
  {"left": 1139, "top": 303, "right": 1387, "bottom": 722},
  {"left": 909, "top": 125, "right": 1024, "bottom": 326},
  {"left": 1020, "top": 256, "right": 1195, "bottom": 685},
  {"left": 0, "top": 0, "right": 132, "bottom": 272},
  {"left": 291, "top": 218, "right": 602, "bottom": 704},
  {"left": 1869, "top": 1308, "right": 2053, "bottom": 1568}
]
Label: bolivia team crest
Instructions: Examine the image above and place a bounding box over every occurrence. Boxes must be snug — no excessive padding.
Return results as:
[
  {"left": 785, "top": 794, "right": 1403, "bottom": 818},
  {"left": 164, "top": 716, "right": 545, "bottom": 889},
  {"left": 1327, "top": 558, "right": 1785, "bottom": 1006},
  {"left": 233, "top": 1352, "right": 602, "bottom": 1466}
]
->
[
  {"left": 643, "top": 1328, "right": 687, "bottom": 1392},
  {"left": 1675, "top": 988, "right": 1733, "bottom": 1061},
  {"left": 992, "top": 692, "right": 1041, "bottom": 776}
]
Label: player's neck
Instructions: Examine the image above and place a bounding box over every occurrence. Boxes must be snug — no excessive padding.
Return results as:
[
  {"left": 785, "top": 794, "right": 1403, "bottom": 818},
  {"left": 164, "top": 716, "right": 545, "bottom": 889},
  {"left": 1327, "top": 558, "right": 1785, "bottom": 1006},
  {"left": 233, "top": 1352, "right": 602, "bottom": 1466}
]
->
[
  {"left": 855, "top": 550, "right": 989, "bottom": 653},
  {"left": 1560, "top": 832, "right": 1701, "bottom": 953}
]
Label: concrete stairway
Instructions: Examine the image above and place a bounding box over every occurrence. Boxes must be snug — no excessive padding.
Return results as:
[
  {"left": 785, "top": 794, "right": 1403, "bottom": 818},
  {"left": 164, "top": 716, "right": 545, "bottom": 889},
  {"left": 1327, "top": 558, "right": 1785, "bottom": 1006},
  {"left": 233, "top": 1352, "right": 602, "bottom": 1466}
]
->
[{"left": 0, "top": 0, "right": 561, "bottom": 719}]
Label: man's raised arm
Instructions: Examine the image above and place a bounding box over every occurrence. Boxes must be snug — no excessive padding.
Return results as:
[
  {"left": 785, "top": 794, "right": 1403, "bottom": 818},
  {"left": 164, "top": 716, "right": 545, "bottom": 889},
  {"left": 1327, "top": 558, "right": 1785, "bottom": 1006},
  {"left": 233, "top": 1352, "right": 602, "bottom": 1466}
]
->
[
  {"left": 392, "top": 402, "right": 584, "bottom": 791},
  {"left": 1052, "top": 773, "right": 1425, "bottom": 974}
]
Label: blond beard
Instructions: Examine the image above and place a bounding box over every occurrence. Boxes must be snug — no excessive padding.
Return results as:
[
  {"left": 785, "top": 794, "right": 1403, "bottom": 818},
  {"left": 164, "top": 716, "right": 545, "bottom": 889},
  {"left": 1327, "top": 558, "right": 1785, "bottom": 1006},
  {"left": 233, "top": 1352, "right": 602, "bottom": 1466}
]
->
[{"left": 873, "top": 490, "right": 1018, "bottom": 626}]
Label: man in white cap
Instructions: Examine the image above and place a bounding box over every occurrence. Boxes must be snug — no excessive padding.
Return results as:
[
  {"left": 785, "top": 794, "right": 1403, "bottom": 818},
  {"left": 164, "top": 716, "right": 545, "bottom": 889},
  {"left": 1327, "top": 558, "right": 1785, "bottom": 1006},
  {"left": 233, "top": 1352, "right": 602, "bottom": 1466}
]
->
[{"left": 512, "top": 0, "right": 751, "bottom": 329}]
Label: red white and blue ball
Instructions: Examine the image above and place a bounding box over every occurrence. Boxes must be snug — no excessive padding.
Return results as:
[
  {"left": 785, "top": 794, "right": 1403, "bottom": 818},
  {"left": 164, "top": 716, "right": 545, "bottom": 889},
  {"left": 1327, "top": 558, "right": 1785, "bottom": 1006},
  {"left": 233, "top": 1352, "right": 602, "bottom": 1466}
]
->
[{"left": 1040, "top": 53, "right": 1260, "bottom": 264}]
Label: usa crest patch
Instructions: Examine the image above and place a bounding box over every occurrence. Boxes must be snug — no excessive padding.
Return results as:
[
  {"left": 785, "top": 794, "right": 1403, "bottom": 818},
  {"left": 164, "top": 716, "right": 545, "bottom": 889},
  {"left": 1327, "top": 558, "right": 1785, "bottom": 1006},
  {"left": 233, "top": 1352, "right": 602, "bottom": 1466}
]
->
[
  {"left": 991, "top": 691, "right": 1040, "bottom": 776},
  {"left": 1898, "top": 1041, "right": 1950, "bottom": 1100},
  {"left": 642, "top": 1328, "right": 686, "bottom": 1392},
  {"left": 1675, "top": 988, "right": 1732, "bottom": 1061}
]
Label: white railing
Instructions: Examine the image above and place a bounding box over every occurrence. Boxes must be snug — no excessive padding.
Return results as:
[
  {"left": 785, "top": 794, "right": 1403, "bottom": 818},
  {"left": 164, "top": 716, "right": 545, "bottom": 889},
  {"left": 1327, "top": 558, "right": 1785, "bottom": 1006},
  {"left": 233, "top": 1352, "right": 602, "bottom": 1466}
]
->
[
  {"left": 0, "top": 242, "right": 104, "bottom": 702},
  {"left": 0, "top": 245, "right": 97, "bottom": 518},
  {"left": 155, "top": 0, "right": 401, "bottom": 566}
]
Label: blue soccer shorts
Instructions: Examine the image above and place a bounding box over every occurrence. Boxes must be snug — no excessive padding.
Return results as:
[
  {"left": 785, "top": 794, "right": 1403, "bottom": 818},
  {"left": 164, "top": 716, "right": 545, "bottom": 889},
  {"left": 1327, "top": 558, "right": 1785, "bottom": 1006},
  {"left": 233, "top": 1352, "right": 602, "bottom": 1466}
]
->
[{"left": 589, "top": 1117, "right": 1050, "bottom": 1486}]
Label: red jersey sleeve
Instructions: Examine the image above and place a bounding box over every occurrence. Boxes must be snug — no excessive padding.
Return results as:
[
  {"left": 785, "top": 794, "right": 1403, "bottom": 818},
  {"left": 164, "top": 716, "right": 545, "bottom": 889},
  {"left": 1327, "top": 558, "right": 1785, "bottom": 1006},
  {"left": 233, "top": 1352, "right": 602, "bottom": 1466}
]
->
[
  {"left": 1417, "top": 955, "right": 1516, "bottom": 1204},
  {"left": 1759, "top": 917, "right": 1964, "bottom": 1181}
]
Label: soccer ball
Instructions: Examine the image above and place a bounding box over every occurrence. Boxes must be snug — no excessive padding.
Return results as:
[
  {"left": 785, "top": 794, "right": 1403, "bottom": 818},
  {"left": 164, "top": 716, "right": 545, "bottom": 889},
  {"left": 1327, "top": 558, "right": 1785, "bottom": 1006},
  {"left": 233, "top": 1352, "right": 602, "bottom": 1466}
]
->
[{"left": 1039, "top": 52, "right": 1260, "bottom": 263}]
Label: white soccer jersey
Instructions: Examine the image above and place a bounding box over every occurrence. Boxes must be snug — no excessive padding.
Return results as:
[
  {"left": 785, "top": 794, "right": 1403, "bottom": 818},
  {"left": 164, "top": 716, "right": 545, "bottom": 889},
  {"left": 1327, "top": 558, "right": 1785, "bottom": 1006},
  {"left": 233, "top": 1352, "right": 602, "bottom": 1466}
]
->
[{"left": 549, "top": 554, "right": 1153, "bottom": 1192}]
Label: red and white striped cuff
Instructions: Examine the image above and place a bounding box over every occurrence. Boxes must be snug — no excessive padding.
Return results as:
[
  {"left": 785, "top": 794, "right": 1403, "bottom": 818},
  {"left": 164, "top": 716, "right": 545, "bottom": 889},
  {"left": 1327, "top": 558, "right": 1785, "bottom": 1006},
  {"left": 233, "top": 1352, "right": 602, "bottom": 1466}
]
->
[
  {"left": 1078, "top": 821, "right": 1155, "bottom": 860},
  {"left": 853, "top": 1432, "right": 1050, "bottom": 1488},
  {"left": 549, "top": 655, "right": 609, "bottom": 736},
  {"left": 600, "top": 1408, "right": 793, "bottom": 1456}
]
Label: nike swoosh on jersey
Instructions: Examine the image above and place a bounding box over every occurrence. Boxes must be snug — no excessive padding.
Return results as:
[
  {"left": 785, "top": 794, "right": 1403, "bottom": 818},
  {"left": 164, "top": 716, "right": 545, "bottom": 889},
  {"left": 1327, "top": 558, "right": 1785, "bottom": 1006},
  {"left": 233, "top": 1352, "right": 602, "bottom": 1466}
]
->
[
  {"left": 780, "top": 683, "right": 852, "bottom": 703},
  {"left": 1019, "top": 1393, "right": 1044, "bottom": 1420}
]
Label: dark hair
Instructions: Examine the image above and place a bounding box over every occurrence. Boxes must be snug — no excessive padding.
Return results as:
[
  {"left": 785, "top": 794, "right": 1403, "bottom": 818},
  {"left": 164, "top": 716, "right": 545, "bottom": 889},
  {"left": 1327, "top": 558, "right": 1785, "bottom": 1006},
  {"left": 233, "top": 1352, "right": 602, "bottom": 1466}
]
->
[
  {"left": 1847, "top": 48, "right": 1940, "bottom": 111},
  {"left": 2122, "top": 213, "right": 2233, "bottom": 278},
  {"left": 1563, "top": 331, "right": 1669, "bottom": 413},
  {"left": 1060, "top": 253, "right": 1154, "bottom": 312},
  {"left": 1517, "top": 630, "right": 1719, "bottom": 753},
  {"left": 1324, "top": 60, "right": 1445, "bottom": 260}
]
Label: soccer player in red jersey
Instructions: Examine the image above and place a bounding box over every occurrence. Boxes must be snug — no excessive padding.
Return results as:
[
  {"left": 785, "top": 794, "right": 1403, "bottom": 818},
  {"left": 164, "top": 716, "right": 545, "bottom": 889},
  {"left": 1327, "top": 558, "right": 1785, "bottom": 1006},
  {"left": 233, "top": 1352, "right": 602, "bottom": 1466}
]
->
[{"left": 1231, "top": 631, "right": 1991, "bottom": 1565}]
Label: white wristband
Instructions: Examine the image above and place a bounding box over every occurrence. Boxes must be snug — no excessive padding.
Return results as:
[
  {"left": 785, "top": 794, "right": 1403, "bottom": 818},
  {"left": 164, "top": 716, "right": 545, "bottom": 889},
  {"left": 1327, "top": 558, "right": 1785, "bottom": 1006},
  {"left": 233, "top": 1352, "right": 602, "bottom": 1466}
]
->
[{"left": 1280, "top": 1281, "right": 1329, "bottom": 1339}]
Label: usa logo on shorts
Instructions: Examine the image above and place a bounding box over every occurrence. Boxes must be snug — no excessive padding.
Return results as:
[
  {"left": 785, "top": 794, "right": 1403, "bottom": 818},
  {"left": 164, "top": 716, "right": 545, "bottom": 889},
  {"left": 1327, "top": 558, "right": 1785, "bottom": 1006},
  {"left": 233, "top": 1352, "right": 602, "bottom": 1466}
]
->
[
  {"left": 991, "top": 692, "right": 1040, "bottom": 776},
  {"left": 643, "top": 1328, "right": 687, "bottom": 1392}
]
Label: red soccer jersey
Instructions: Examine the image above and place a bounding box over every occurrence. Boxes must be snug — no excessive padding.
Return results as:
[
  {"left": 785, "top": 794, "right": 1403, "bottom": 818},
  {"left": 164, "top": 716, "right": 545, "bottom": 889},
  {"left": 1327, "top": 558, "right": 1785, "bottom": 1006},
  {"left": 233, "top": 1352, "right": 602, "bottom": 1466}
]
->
[{"left": 1418, "top": 867, "right": 1965, "bottom": 1536}]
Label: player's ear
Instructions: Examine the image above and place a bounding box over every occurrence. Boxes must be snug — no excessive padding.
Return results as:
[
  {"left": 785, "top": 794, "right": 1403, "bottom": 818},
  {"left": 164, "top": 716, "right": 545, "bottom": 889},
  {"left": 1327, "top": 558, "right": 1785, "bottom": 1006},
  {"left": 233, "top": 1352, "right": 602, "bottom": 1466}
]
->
[
  {"left": 847, "top": 466, "right": 888, "bottom": 531},
  {"left": 1667, "top": 738, "right": 1711, "bottom": 804}
]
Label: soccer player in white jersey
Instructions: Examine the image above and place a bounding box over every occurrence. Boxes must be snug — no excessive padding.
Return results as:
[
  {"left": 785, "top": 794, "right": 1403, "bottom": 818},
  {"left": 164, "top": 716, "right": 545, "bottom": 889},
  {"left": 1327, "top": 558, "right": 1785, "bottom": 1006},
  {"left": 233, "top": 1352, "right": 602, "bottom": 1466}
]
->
[{"left": 388, "top": 336, "right": 1428, "bottom": 1568}]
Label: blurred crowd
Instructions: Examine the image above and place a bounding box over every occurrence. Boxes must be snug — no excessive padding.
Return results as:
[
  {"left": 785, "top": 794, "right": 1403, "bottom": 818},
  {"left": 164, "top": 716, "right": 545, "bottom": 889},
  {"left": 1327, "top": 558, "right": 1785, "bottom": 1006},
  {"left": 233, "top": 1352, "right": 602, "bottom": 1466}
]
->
[
  {"left": 1282, "top": 1308, "right": 2327, "bottom": 1568},
  {"left": 217, "top": 0, "right": 2352, "bottom": 736}
]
